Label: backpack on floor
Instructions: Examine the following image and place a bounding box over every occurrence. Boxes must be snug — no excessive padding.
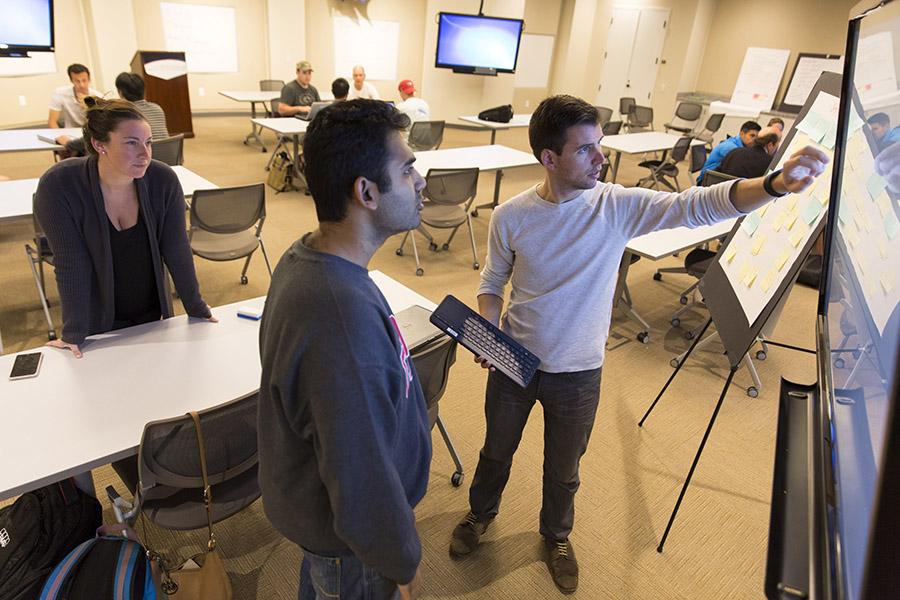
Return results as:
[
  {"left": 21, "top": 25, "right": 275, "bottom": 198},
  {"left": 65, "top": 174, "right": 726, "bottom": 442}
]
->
[
  {"left": 0, "top": 478, "right": 102, "bottom": 600},
  {"left": 267, "top": 151, "right": 293, "bottom": 192},
  {"left": 39, "top": 524, "right": 156, "bottom": 600}
]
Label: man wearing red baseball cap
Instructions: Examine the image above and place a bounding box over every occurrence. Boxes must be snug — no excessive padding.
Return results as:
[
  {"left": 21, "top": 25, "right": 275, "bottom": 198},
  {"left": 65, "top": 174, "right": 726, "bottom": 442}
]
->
[{"left": 396, "top": 79, "right": 430, "bottom": 127}]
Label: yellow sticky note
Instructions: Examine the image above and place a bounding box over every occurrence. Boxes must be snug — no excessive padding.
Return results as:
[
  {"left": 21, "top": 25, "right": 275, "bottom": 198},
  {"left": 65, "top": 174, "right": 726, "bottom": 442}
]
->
[
  {"left": 724, "top": 243, "right": 739, "bottom": 263},
  {"left": 876, "top": 237, "right": 889, "bottom": 260},
  {"left": 789, "top": 222, "right": 808, "bottom": 247},
  {"left": 845, "top": 226, "right": 860, "bottom": 248},
  {"left": 743, "top": 265, "right": 760, "bottom": 286},
  {"left": 737, "top": 262, "right": 751, "bottom": 282},
  {"left": 864, "top": 211, "right": 874, "bottom": 233},
  {"left": 853, "top": 209, "right": 866, "bottom": 231},
  {"left": 750, "top": 234, "right": 768, "bottom": 255},
  {"left": 756, "top": 203, "right": 769, "bottom": 219},
  {"left": 881, "top": 271, "right": 896, "bottom": 294},
  {"left": 876, "top": 190, "right": 892, "bottom": 218},
  {"left": 868, "top": 277, "right": 879, "bottom": 298},
  {"left": 760, "top": 270, "right": 777, "bottom": 293},
  {"left": 773, "top": 210, "right": 789, "bottom": 232},
  {"left": 776, "top": 247, "right": 792, "bottom": 271},
  {"left": 857, "top": 251, "right": 869, "bottom": 276},
  {"left": 785, "top": 196, "right": 798, "bottom": 211}
]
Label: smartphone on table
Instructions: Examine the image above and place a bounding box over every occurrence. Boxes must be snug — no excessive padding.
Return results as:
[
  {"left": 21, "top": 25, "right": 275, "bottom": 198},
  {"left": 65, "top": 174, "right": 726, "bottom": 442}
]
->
[{"left": 9, "top": 352, "right": 43, "bottom": 380}]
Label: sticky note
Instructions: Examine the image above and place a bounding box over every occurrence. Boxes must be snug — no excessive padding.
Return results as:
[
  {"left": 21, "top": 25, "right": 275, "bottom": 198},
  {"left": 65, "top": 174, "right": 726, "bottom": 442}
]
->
[
  {"left": 741, "top": 212, "right": 761, "bottom": 237},
  {"left": 838, "top": 200, "right": 851, "bottom": 225},
  {"left": 785, "top": 209, "right": 801, "bottom": 230},
  {"left": 724, "top": 244, "right": 738, "bottom": 263},
  {"left": 853, "top": 209, "right": 866, "bottom": 231},
  {"left": 849, "top": 108, "right": 865, "bottom": 134},
  {"left": 864, "top": 211, "right": 874, "bottom": 233},
  {"left": 772, "top": 210, "right": 788, "bottom": 232},
  {"left": 876, "top": 237, "right": 889, "bottom": 260},
  {"left": 884, "top": 210, "right": 900, "bottom": 240},
  {"left": 847, "top": 131, "right": 866, "bottom": 157},
  {"left": 796, "top": 112, "right": 820, "bottom": 136},
  {"left": 809, "top": 116, "right": 831, "bottom": 143},
  {"left": 867, "top": 172, "right": 888, "bottom": 200},
  {"left": 789, "top": 222, "right": 808, "bottom": 247},
  {"left": 868, "top": 277, "right": 879, "bottom": 298},
  {"left": 760, "top": 270, "right": 778, "bottom": 293},
  {"left": 737, "top": 262, "right": 751, "bottom": 282},
  {"left": 875, "top": 190, "right": 893, "bottom": 218},
  {"left": 881, "top": 271, "right": 896, "bottom": 294},
  {"left": 743, "top": 265, "right": 760, "bottom": 286},
  {"left": 845, "top": 225, "right": 860, "bottom": 248},
  {"left": 776, "top": 247, "right": 792, "bottom": 271},
  {"left": 756, "top": 203, "right": 769, "bottom": 218},
  {"left": 750, "top": 234, "right": 768, "bottom": 255},
  {"left": 857, "top": 251, "right": 869, "bottom": 275},
  {"left": 785, "top": 195, "right": 798, "bottom": 211},
  {"left": 800, "top": 199, "right": 822, "bottom": 226},
  {"left": 821, "top": 125, "right": 837, "bottom": 150}
]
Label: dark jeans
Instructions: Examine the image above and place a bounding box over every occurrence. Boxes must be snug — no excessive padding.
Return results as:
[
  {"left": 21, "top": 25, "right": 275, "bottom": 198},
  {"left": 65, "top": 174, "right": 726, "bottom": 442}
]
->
[
  {"left": 469, "top": 367, "right": 603, "bottom": 541},
  {"left": 298, "top": 546, "right": 400, "bottom": 600}
]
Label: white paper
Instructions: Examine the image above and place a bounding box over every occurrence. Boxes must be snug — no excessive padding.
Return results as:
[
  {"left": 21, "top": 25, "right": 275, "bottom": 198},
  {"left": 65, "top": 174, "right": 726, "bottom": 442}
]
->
[
  {"left": 730, "top": 47, "right": 791, "bottom": 111},
  {"left": 160, "top": 2, "right": 238, "bottom": 74},
  {"left": 143, "top": 58, "right": 187, "bottom": 81},
  {"left": 333, "top": 17, "right": 398, "bottom": 82}
]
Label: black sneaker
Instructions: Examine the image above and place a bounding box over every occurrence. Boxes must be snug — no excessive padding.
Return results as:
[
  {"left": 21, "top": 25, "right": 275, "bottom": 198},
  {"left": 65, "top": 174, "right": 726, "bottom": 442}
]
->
[
  {"left": 544, "top": 538, "right": 578, "bottom": 594},
  {"left": 449, "top": 511, "right": 489, "bottom": 557}
]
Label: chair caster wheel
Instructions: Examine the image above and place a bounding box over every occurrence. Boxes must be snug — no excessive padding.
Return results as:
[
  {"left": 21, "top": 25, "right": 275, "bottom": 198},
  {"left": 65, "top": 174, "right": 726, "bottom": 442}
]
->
[
  {"left": 670, "top": 358, "right": 681, "bottom": 368},
  {"left": 747, "top": 387, "right": 759, "bottom": 398},
  {"left": 834, "top": 358, "right": 845, "bottom": 369},
  {"left": 48, "top": 331, "right": 57, "bottom": 341},
  {"left": 473, "top": 262, "right": 479, "bottom": 270},
  {"left": 262, "top": 148, "right": 267, "bottom": 153},
  {"left": 451, "top": 472, "right": 464, "bottom": 487},
  {"left": 851, "top": 350, "right": 860, "bottom": 359},
  {"left": 756, "top": 350, "right": 767, "bottom": 360},
  {"left": 679, "top": 296, "right": 688, "bottom": 305},
  {"left": 653, "top": 273, "right": 662, "bottom": 281},
  {"left": 442, "top": 243, "right": 450, "bottom": 251},
  {"left": 671, "top": 318, "right": 680, "bottom": 328},
  {"left": 396, "top": 248, "right": 403, "bottom": 256},
  {"left": 416, "top": 268, "right": 424, "bottom": 276},
  {"left": 471, "top": 210, "right": 479, "bottom": 218},
  {"left": 637, "top": 332, "right": 649, "bottom": 344},
  {"left": 243, "top": 140, "right": 249, "bottom": 146},
  {"left": 684, "top": 331, "right": 695, "bottom": 340},
  {"left": 241, "top": 276, "right": 248, "bottom": 285},
  {"left": 429, "top": 242, "right": 438, "bottom": 252}
]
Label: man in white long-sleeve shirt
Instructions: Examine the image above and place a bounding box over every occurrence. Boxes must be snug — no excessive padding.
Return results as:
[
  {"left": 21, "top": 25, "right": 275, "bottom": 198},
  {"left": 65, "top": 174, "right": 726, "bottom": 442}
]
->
[{"left": 448, "top": 94, "right": 829, "bottom": 594}]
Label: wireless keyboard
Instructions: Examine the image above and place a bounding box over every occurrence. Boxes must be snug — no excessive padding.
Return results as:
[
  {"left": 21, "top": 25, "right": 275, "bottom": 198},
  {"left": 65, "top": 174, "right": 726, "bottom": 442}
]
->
[{"left": 429, "top": 295, "right": 541, "bottom": 388}]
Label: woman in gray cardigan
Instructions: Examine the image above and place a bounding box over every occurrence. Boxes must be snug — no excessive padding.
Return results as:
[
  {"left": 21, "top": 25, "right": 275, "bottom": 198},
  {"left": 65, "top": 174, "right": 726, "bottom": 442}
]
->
[{"left": 34, "top": 97, "right": 216, "bottom": 358}]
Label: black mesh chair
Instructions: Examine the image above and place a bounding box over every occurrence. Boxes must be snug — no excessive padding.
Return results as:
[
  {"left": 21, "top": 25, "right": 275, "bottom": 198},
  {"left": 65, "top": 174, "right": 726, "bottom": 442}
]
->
[
  {"left": 636, "top": 136, "right": 694, "bottom": 192},
  {"left": 107, "top": 392, "right": 260, "bottom": 529},
  {"left": 603, "top": 120, "right": 623, "bottom": 135},
  {"left": 664, "top": 102, "right": 703, "bottom": 134},
  {"left": 619, "top": 97, "right": 636, "bottom": 120},
  {"left": 189, "top": 183, "right": 272, "bottom": 285},
  {"left": 259, "top": 79, "right": 284, "bottom": 118},
  {"left": 396, "top": 168, "right": 479, "bottom": 276},
  {"left": 697, "top": 113, "right": 725, "bottom": 149},
  {"left": 151, "top": 134, "right": 184, "bottom": 166},
  {"left": 595, "top": 106, "right": 614, "bottom": 127},
  {"left": 24, "top": 213, "right": 57, "bottom": 341},
  {"left": 408, "top": 120, "right": 445, "bottom": 152},
  {"left": 411, "top": 335, "right": 464, "bottom": 486},
  {"left": 702, "top": 169, "right": 738, "bottom": 187},
  {"left": 627, "top": 105, "right": 654, "bottom": 132}
]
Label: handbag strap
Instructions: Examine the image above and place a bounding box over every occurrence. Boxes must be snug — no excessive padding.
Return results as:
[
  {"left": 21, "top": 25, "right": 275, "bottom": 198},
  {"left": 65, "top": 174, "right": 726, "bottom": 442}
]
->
[{"left": 188, "top": 410, "right": 216, "bottom": 550}]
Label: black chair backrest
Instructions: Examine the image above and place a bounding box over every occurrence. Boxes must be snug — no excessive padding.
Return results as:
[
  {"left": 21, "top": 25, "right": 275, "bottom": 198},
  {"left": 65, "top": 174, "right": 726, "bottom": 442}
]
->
[
  {"left": 603, "top": 120, "right": 623, "bottom": 135},
  {"left": 675, "top": 102, "right": 703, "bottom": 121},
  {"left": 152, "top": 134, "right": 184, "bottom": 166},
  {"left": 270, "top": 98, "right": 281, "bottom": 118},
  {"left": 630, "top": 105, "right": 654, "bottom": 128},
  {"left": 411, "top": 336, "right": 457, "bottom": 414},
  {"left": 705, "top": 113, "right": 725, "bottom": 133},
  {"left": 190, "top": 183, "right": 266, "bottom": 234},
  {"left": 424, "top": 168, "right": 479, "bottom": 206},
  {"left": 619, "top": 97, "right": 636, "bottom": 116},
  {"left": 702, "top": 169, "right": 738, "bottom": 186},
  {"left": 670, "top": 136, "right": 694, "bottom": 163},
  {"left": 259, "top": 79, "right": 283, "bottom": 92},
  {"left": 409, "top": 120, "right": 445, "bottom": 151},
  {"left": 595, "top": 106, "right": 613, "bottom": 126},
  {"left": 689, "top": 144, "right": 708, "bottom": 174}
]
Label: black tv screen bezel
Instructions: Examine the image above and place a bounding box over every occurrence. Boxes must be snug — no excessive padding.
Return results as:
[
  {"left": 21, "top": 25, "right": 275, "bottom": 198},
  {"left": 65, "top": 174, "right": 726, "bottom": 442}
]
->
[
  {"left": 0, "top": 0, "right": 55, "bottom": 57},
  {"left": 434, "top": 12, "right": 524, "bottom": 75}
]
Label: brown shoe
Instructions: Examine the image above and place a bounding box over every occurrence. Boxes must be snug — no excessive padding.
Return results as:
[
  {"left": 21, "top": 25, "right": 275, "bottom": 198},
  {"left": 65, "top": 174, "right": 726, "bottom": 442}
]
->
[
  {"left": 544, "top": 538, "right": 578, "bottom": 594},
  {"left": 449, "top": 511, "right": 489, "bottom": 557}
]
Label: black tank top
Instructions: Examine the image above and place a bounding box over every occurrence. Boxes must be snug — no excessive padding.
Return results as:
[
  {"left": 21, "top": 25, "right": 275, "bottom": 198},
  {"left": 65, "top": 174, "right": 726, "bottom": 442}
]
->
[{"left": 108, "top": 208, "right": 162, "bottom": 327}]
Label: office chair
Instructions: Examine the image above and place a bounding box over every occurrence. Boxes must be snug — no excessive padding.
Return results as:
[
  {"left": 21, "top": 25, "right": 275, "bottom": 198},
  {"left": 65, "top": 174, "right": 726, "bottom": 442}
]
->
[
  {"left": 595, "top": 106, "right": 614, "bottom": 127},
  {"left": 603, "top": 120, "right": 623, "bottom": 135},
  {"left": 664, "top": 102, "right": 703, "bottom": 134},
  {"left": 635, "top": 136, "right": 694, "bottom": 192},
  {"left": 24, "top": 214, "right": 57, "bottom": 341},
  {"left": 411, "top": 335, "right": 464, "bottom": 486},
  {"left": 396, "top": 168, "right": 480, "bottom": 276},
  {"left": 188, "top": 183, "right": 273, "bottom": 285},
  {"left": 408, "top": 120, "right": 445, "bottom": 152},
  {"left": 702, "top": 169, "right": 738, "bottom": 187},
  {"left": 106, "top": 392, "right": 260, "bottom": 529},
  {"left": 619, "top": 97, "right": 636, "bottom": 121},
  {"left": 696, "top": 113, "right": 725, "bottom": 149},
  {"left": 151, "top": 134, "right": 184, "bottom": 166},
  {"left": 627, "top": 105, "right": 654, "bottom": 132},
  {"left": 260, "top": 79, "right": 284, "bottom": 118}
]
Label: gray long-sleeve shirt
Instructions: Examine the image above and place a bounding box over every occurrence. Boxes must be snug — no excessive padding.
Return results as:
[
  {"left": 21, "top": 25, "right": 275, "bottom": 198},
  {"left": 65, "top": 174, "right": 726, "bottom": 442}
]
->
[{"left": 478, "top": 180, "right": 744, "bottom": 372}]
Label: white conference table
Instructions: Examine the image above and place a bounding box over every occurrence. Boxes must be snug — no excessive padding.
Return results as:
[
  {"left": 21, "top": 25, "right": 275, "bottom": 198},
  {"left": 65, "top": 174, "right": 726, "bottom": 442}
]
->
[
  {"left": 0, "top": 270, "right": 434, "bottom": 501},
  {"left": 0, "top": 166, "right": 217, "bottom": 224},
  {"left": 219, "top": 90, "right": 281, "bottom": 152},
  {"left": 614, "top": 218, "right": 738, "bottom": 343},
  {"left": 251, "top": 117, "right": 309, "bottom": 187},
  {"left": 0, "top": 127, "right": 83, "bottom": 154},
  {"left": 413, "top": 145, "right": 538, "bottom": 215},
  {"left": 458, "top": 114, "right": 531, "bottom": 145},
  {"left": 602, "top": 131, "right": 704, "bottom": 184}
]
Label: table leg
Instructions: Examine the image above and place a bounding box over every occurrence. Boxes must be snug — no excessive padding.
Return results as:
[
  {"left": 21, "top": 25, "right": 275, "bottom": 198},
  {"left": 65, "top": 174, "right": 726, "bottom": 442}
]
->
[
  {"left": 472, "top": 168, "right": 504, "bottom": 217},
  {"left": 490, "top": 129, "right": 497, "bottom": 145},
  {"left": 613, "top": 250, "right": 651, "bottom": 343},
  {"left": 243, "top": 102, "right": 268, "bottom": 152},
  {"left": 291, "top": 134, "right": 308, "bottom": 192},
  {"left": 611, "top": 151, "right": 622, "bottom": 183}
]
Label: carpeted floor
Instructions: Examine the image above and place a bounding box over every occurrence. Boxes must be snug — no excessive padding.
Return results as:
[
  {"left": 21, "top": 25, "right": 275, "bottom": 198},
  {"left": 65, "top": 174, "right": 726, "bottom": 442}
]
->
[{"left": 0, "top": 115, "right": 819, "bottom": 599}]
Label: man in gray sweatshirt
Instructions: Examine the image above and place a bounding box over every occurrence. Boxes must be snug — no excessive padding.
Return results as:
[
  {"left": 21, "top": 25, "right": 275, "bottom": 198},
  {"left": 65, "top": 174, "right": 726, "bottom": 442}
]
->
[{"left": 448, "top": 94, "right": 829, "bottom": 594}]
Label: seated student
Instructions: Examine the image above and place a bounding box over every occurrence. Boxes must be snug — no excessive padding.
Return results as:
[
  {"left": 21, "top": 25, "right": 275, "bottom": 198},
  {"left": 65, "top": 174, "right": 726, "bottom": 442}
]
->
[
  {"left": 115, "top": 72, "right": 169, "bottom": 140},
  {"left": 767, "top": 117, "right": 785, "bottom": 133},
  {"left": 867, "top": 112, "right": 900, "bottom": 152},
  {"left": 332, "top": 77, "right": 350, "bottom": 101},
  {"left": 34, "top": 97, "right": 216, "bottom": 359},
  {"left": 396, "top": 79, "right": 430, "bottom": 126},
  {"left": 279, "top": 60, "right": 321, "bottom": 117},
  {"left": 719, "top": 127, "right": 782, "bottom": 178},
  {"left": 49, "top": 63, "right": 102, "bottom": 155},
  {"left": 348, "top": 65, "right": 380, "bottom": 99},
  {"left": 696, "top": 120, "right": 761, "bottom": 183}
]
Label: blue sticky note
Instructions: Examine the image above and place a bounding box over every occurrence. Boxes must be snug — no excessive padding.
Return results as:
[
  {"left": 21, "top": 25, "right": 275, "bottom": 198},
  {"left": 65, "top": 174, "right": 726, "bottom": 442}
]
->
[
  {"left": 796, "top": 112, "right": 820, "bottom": 136},
  {"left": 800, "top": 199, "right": 822, "bottom": 226},
  {"left": 884, "top": 210, "right": 900, "bottom": 240},
  {"left": 838, "top": 198, "right": 851, "bottom": 225},
  {"left": 741, "top": 211, "right": 762, "bottom": 237},
  {"left": 867, "top": 172, "right": 887, "bottom": 201},
  {"left": 821, "top": 124, "right": 837, "bottom": 150}
]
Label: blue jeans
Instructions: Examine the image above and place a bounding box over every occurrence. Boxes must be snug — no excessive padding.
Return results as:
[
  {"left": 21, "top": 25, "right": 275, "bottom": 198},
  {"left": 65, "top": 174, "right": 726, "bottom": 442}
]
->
[
  {"left": 298, "top": 546, "right": 400, "bottom": 600},
  {"left": 468, "top": 367, "right": 603, "bottom": 541}
]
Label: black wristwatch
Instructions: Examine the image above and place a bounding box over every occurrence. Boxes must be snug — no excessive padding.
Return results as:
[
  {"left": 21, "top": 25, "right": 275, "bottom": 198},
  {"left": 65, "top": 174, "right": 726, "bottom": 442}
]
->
[{"left": 763, "top": 169, "right": 788, "bottom": 197}]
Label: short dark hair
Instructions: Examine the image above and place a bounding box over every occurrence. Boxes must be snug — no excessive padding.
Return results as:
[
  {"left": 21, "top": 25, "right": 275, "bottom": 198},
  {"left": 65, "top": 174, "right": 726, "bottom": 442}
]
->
[
  {"left": 115, "top": 72, "right": 146, "bottom": 102},
  {"left": 81, "top": 97, "right": 148, "bottom": 156},
  {"left": 868, "top": 112, "right": 891, "bottom": 128},
  {"left": 303, "top": 99, "right": 409, "bottom": 223},
  {"left": 753, "top": 132, "right": 780, "bottom": 148},
  {"left": 67, "top": 64, "right": 90, "bottom": 79},
  {"left": 767, "top": 117, "right": 784, "bottom": 128},
  {"left": 331, "top": 77, "right": 350, "bottom": 100},
  {"left": 529, "top": 95, "right": 601, "bottom": 161},
  {"left": 740, "top": 120, "right": 761, "bottom": 134}
]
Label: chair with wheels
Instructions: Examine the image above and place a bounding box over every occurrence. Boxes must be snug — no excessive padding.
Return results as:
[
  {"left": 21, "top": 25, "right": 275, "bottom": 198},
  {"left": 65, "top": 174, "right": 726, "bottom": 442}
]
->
[
  {"left": 696, "top": 113, "right": 725, "bottom": 150},
  {"left": 24, "top": 214, "right": 57, "bottom": 341},
  {"left": 603, "top": 120, "right": 623, "bottom": 135},
  {"left": 188, "top": 183, "right": 273, "bottom": 285},
  {"left": 595, "top": 106, "right": 614, "bottom": 127},
  {"left": 259, "top": 79, "right": 284, "bottom": 117},
  {"left": 411, "top": 334, "right": 464, "bottom": 486},
  {"left": 619, "top": 97, "right": 636, "bottom": 121},
  {"left": 151, "top": 134, "right": 184, "bottom": 166},
  {"left": 664, "top": 102, "right": 703, "bottom": 134},
  {"left": 635, "top": 136, "right": 694, "bottom": 192},
  {"left": 626, "top": 105, "right": 654, "bottom": 132},
  {"left": 702, "top": 169, "right": 738, "bottom": 187},
  {"left": 408, "top": 120, "right": 445, "bottom": 152},
  {"left": 106, "top": 392, "right": 260, "bottom": 529},
  {"left": 396, "top": 168, "right": 480, "bottom": 276}
]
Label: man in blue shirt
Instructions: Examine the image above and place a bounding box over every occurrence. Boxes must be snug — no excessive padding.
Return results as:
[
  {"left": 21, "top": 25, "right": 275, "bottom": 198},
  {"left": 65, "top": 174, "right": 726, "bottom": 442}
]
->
[
  {"left": 867, "top": 112, "right": 900, "bottom": 153},
  {"left": 696, "top": 120, "right": 761, "bottom": 184}
]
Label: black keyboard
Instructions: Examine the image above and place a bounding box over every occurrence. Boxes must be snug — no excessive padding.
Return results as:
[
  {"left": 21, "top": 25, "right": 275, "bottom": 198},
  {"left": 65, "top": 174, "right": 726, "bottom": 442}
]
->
[{"left": 429, "top": 295, "right": 541, "bottom": 388}]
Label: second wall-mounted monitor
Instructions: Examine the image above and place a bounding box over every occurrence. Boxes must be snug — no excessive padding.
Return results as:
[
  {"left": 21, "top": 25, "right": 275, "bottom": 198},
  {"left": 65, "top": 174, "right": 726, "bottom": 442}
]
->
[
  {"left": 435, "top": 12, "right": 524, "bottom": 76},
  {"left": 0, "top": 0, "right": 54, "bottom": 57}
]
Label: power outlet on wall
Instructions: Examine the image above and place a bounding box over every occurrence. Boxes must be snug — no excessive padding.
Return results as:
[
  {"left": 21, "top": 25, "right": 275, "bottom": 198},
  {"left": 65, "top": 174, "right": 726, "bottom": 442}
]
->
[
  {"left": 18, "top": 95, "right": 27, "bottom": 106},
  {"left": 198, "top": 87, "right": 205, "bottom": 96},
  {"left": 525, "top": 100, "right": 530, "bottom": 107}
]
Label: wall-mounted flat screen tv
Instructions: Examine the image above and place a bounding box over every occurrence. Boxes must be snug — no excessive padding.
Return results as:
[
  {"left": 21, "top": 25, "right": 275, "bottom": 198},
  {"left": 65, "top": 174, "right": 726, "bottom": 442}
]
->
[
  {"left": 0, "top": 0, "right": 55, "bottom": 57},
  {"left": 435, "top": 12, "right": 524, "bottom": 76}
]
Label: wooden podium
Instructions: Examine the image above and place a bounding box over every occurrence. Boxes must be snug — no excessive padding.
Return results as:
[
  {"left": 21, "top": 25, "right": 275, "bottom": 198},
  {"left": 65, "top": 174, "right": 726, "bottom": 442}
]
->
[{"left": 131, "top": 51, "right": 194, "bottom": 138}]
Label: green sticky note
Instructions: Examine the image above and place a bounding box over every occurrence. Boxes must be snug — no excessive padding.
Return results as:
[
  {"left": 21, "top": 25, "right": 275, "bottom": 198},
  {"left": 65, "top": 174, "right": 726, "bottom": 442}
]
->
[
  {"left": 796, "top": 112, "right": 820, "bottom": 136},
  {"left": 867, "top": 172, "right": 887, "bottom": 201},
  {"left": 838, "top": 198, "right": 851, "bottom": 225},
  {"left": 821, "top": 124, "right": 837, "bottom": 150},
  {"left": 884, "top": 210, "right": 900, "bottom": 240},
  {"left": 741, "top": 211, "right": 762, "bottom": 237},
  {"left": 800, "top": 199, "right": 822, "bottom": 226},
  {"left": 809, "top": 117, "right": 831, "bottom": 144},
  {"left": 849, "top": 108, "right": 865, "bottom": 134}
]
